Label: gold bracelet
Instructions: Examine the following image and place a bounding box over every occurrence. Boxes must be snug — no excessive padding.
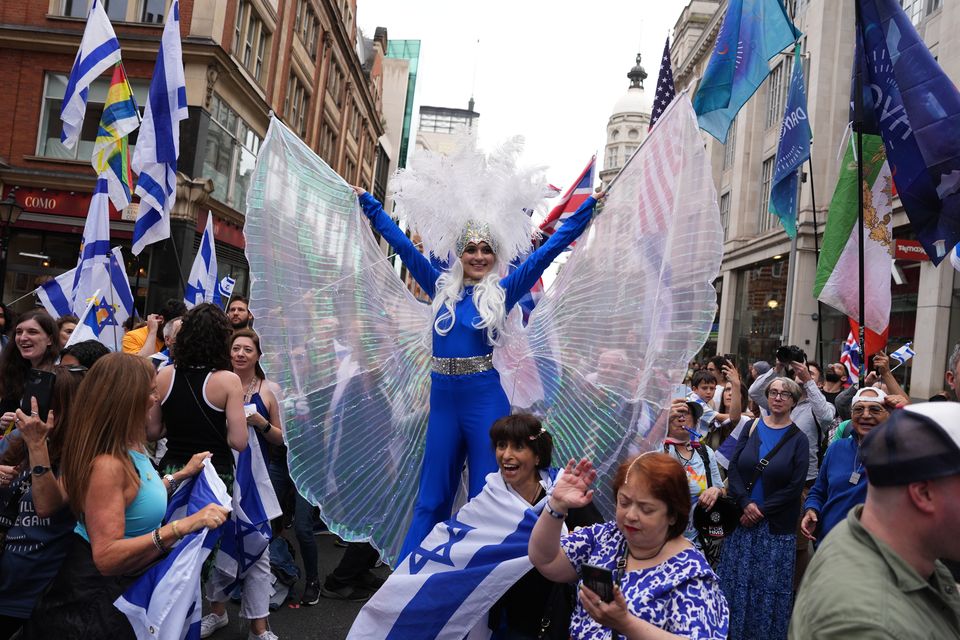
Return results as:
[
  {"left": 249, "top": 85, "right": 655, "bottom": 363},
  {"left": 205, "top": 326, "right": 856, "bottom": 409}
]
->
[{"left": 171, "top": 519, "right": 182, "bottom": 540}]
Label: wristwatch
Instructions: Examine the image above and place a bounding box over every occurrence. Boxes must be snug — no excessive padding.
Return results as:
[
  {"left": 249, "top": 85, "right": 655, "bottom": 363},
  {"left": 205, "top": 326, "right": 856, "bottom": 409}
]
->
[
  {"left": 163, "top": 474, "right": 179, "bottom": 494},
  {"left": 31, "top": 465, "right": 51, "bottom": 476},
  {"left": 260, "top": 422, "right": 272, "bottom": 435}
]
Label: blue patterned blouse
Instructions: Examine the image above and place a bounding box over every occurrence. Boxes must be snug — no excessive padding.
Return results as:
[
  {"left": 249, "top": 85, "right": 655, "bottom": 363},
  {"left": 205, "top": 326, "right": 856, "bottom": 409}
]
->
[{"left": 561, "top": 521, "right": 729, "bottom": 639}]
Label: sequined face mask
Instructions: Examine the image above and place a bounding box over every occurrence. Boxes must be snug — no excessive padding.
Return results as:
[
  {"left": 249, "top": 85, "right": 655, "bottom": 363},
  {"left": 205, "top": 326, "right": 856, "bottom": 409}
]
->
[{"left": 456, "top": 220, "right": 498, "bottom": 257}]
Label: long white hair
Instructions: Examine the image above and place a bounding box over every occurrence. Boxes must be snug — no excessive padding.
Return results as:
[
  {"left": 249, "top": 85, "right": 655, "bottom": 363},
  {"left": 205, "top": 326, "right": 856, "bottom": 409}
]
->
[{"left": 431, "top": 260, "right": 508, "bottom": 347}]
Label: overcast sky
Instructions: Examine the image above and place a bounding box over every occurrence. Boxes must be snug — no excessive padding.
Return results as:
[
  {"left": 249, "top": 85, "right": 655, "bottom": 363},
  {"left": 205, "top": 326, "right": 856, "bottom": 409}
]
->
[{"left": 358, "top": 0, "right": 696, "bottom": 192}]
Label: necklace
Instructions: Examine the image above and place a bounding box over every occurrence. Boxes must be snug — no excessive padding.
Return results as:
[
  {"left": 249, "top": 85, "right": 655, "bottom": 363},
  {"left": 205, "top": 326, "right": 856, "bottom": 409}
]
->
[
  {"left": 626, "top": 538, "right": 668, "bottom": 562},
  {"left": 242, "top": 376, "right": 258, "bottom": 403},
  {"left": 670, "top": 442, "right": 693, "bottom": 463}
]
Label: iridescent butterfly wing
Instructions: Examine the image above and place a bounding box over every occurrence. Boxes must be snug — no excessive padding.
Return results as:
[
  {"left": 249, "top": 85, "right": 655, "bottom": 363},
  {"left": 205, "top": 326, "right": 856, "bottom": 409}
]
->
[{"left": 244, "top": 118, "right": 433, "bottom": 565}]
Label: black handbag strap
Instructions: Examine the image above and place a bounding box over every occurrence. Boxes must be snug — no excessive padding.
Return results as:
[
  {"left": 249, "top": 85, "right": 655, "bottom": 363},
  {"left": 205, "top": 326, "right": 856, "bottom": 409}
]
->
[
  {"left": 694, "top": 445, "right": 714, "bottom": 489},
  {"left": 745, "top": 424, "right": 800, "bottom": 492}
]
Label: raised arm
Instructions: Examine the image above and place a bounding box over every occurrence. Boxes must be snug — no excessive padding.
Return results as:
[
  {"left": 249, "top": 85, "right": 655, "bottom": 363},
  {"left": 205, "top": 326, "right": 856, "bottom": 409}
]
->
[
  {"left": 501, "top": 195, "right": 600, "bottom": 310},
  {"left": 354, "top": 188, "right": 439, "bottom": 298}
]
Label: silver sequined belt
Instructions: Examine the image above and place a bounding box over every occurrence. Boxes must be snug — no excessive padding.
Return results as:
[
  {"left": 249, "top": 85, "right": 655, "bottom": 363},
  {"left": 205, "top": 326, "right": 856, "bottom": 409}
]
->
[{"left": 431, "top": 354, "right": 494, "bottom": 376}]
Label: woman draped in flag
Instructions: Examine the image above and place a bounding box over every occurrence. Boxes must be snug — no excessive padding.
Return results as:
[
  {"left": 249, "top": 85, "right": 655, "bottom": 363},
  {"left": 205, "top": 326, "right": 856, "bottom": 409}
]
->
[
  {"left": 21, "top": 353, "right": 229, "bottom": 638},
  {"left": 350, "top": 140, "right": 601, "bottom": 560}
]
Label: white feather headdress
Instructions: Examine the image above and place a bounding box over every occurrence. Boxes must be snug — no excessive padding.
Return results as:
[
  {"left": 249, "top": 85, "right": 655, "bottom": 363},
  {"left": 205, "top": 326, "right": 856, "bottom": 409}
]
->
[{"left": 390, "top": 137, "right": 545, "bottom": 265}]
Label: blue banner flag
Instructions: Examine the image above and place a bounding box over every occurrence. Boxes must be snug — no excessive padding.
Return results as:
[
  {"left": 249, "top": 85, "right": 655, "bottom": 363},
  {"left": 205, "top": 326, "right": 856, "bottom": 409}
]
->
[
  {"left": 131, "top": 0, "right": 187, "bottom": 255},
  {"left": 853, "top": 0, "right": 960, "bottom": 265},
  {"left": 184, "top": 212, "right": 219, "bottom": 308},
  {"left": 769, "top": 45, "right": 812, "bottom": 238},
  {"left": 693, "top": 0, "right": 799, "bottom": 143}
]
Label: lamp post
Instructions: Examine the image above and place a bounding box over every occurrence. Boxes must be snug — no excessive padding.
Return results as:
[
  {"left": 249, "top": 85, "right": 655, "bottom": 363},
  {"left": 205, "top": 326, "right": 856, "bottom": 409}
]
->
[{"left": 0, "top": 194, "right": 24, "bottom": 302}]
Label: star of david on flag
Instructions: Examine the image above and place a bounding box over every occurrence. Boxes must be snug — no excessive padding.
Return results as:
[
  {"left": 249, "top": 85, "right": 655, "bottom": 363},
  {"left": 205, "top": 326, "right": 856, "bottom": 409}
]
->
[{"left": 184, "top": 212, "right": 219, "bottom": 308}]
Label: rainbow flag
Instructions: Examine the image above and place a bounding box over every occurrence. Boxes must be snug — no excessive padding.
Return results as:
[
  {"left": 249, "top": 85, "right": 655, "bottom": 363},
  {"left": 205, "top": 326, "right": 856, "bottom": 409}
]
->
[{"left": 92, "top": 64, "right": 139, "bottom": 210}]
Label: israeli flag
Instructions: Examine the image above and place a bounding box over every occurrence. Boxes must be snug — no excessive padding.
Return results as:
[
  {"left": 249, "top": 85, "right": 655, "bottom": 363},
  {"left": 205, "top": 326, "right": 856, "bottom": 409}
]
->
[
  {"left": 115, "top": 460, "right": 231, "bottom": 640},
  {"left": 131, "top": 0, "right": 187, "bottom": 256},
  {"left": 35, "top": 268, "right": 77, "bottom": 319},
  {"left": 348, "top": 470, "right": 561, "bottom": 640},
  {"left": 218, "top": 275, "right": 236, "bottom": 300},
  {"left": 209, "top": 427, "right": 281, "bottom": 597},
  {"left": 889, "top": 342, "right": 916, "bottom": 370},
  {"left": 60, "top": 0, "right": 122, "bottom": 150},
  {"left": 184, "top": 213, "right": 219, "bottom": 309}
]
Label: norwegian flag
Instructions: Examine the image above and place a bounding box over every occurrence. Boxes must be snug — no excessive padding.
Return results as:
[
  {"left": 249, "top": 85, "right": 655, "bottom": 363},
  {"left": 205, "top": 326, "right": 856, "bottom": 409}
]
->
[
  {"left": 650, "top": 37, "right": 676, "bottom": 130},
  {"left": 539, "top": 156, "right": 596, "bottom": 237},
  {"left": 840, "top": 331, "right": 861, "bottom": 384}
]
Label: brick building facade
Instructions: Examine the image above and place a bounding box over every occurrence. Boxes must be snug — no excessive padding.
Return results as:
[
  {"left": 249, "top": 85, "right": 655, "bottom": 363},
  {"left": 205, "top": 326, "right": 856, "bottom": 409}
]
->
[{"left": 0, "top": 0, "right": 388, "bottom": 312}]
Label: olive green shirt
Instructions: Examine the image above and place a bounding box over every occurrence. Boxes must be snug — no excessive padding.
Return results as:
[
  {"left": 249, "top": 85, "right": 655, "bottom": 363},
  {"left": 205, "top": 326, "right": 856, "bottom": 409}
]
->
[{"left": 789, "top": 505, "right": 960, "bottom": 639}]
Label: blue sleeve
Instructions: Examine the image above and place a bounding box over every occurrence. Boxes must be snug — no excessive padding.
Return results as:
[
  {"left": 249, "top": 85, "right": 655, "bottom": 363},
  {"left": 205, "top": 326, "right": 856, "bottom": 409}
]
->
[
  {"left": 726, "top": 425, "right": 754, "bottom": 509},
  {"left": 358, "top": 192, "right": 439, "bottom": 297},
  {"left": 762, "top": 430, "right": 810, "bottom": 514},
  {"left": 804, "top": 444, "right": 833, "bottom": 514},
  {"left": 500, "top": 196, "right": 597, "bottom": 311},
  {"left": 560, "top": 521, "right": 603, "bottom": 575}
]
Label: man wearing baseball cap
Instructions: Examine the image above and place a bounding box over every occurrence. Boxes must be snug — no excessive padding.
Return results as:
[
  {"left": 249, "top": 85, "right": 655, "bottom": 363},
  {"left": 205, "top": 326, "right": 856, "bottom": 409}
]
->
[
  {"left": 790, "top": 403, "right": 960, "bottom": 638},
  {"left": 799, "top": 387, "right": 891, "bottom": 546}
]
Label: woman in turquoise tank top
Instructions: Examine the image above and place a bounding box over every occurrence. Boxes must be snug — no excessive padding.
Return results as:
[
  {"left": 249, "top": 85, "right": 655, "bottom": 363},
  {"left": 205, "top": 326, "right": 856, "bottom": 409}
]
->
[{"left": 22, "top": 353, "right": 230, "bottom": 638}]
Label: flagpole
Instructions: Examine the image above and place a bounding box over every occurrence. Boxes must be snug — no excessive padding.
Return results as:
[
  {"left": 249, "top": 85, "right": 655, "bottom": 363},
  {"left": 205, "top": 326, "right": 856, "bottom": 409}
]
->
[
  {"left": 853, "top": 0, "right": 866, "bottom": 386},
  {"left": 805, "top": 161, "right": 825, "bottom": 366},
  {"left": 133, "top": 254, "right": 143, "bottom": 318}
]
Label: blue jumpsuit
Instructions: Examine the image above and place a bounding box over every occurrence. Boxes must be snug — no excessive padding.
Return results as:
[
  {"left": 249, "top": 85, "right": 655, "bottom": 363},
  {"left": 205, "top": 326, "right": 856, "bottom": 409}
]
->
[{"left": 357, "top": 192, "right": 597, "bottom": 560}]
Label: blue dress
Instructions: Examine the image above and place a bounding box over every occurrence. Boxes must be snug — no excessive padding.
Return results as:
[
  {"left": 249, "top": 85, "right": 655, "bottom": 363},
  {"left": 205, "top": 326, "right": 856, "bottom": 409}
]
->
[
  {"left": 561, "top": 521, "right": 729, "bottom": 639},
  {"left": 358, "top": 192, "right": 597, "bottom": 561}
]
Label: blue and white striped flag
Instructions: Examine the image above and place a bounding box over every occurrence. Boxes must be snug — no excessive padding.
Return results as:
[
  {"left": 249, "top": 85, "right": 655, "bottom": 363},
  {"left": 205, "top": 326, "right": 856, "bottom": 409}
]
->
[
  {"left": 37, "top": 247, "right": 132, "bottom": 325},
  {"left": 889, "top": 342, "right": 915, "bottom": 370},
  {"left": 209, "top": 427, "right": 281, "bottom": 598},
  {"left": 69, "top": 184, "right": 134, "bottom": 350},
  {"left": 218, "top": 275, "right": 236, "bottom": 300},
  {"left": 184, "top": 213, "right": 218, "bottom": 309},
  {"left": 115, "top": 461, "right": 231, "bottom": 640},
  {"left": 60, "top": 0, "right": 122, "bottom": 150},
  {"left": 36, "top": 268, "right": 77, "bottom": 319},
  {"left": 131, "top": 0, "right": 187, "bottom": 256},
  {"left": 348, "top": 470, "right": 560, "bottom": 640}
]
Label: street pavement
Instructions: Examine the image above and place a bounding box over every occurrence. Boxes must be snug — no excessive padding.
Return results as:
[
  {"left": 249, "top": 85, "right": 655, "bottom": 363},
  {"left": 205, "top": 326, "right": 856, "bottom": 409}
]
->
[{"left": 204, "top": 531, "right": 393, "bottom": 640}]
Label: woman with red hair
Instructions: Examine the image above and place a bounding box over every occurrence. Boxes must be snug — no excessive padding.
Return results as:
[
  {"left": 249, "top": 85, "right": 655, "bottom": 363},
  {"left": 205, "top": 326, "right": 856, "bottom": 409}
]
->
[{"left": 528, "top": 453, "right": 728, "bottom": 639}]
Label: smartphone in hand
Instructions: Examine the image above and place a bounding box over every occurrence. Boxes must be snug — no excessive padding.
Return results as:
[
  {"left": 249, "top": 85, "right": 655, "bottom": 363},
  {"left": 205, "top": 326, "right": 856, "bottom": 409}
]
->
[
  {"left": 21, "top": 369, "right": 56, "bottom": 422},
  {"left": 581, "top": 563, "right": 615, "bottom": 603}
]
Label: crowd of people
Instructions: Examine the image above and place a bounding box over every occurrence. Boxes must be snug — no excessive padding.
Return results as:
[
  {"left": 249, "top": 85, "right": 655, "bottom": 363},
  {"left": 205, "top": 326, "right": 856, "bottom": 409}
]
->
[{"left": 0, "top": 186, "right": 958, "bottom": 640}]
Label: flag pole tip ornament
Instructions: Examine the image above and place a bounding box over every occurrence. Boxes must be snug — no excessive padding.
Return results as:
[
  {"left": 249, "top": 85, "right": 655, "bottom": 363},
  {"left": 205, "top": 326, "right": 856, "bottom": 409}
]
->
[{"left": 390, "top": 137, "right": 546, "bottom": 265}]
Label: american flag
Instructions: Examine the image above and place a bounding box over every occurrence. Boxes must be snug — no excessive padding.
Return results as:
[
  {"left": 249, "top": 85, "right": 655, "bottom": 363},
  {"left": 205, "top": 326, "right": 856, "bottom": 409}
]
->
[
  {"left": 539, "top": 156, "right": 596, "bottom": 237},
  {"left": 840, "top": 331, "right": 861, "bottom": 383},
  {"left": 630, "top": 98, "right": 684, "bottom": 234},
  {"left": 650, "top": 37, "right": 676, "bottom": 130}
]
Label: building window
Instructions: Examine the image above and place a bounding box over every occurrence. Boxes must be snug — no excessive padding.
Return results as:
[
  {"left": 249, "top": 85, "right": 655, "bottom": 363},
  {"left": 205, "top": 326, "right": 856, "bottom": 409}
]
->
[
  {"left": 286, "top": 75, "right": 309, "bottom": 137},
  {"left": 327, "top": 63, "right": 344, "bottom": 107},
  {"left": 232, "top": 1, "right": 270, "bottom": 83},
  {"left": 928, "top": 0, "right": 941, "bottom": 13},
  {"left": 202, "top": 94, "right": 261, "bottom": 210},
  {"left": 900, "top": 0, "right": 924, "bottom": 24},
  {"left": 295, "top": 0, "right": 320, "bottom": 56},
  {"left": 758, "top": 157, "right": 776, "bottom": 233},
  {"left": 765, "top": 58, "right": 791, "bottom": 130},
  {"left": 723, "top": 120, "right": 737, "bottom": 171},
  {"left": 36, "top": 73, "right": 149, "bottom": 160},
  {"left": 719, "top": 191, "right": 731, "bottom": 238},
  {"left": 319, "top": 118, "right": 338, "bottom": 165},
  {"left": 62, "top": 0, "right": 168, "bottom": 23},
  {"left": 419, "top": 111, "right": 475, "bottom": 134}
]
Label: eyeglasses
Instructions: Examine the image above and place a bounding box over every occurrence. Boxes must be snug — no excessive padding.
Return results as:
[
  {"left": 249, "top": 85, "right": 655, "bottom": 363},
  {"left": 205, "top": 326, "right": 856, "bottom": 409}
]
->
[
  {"left": 767, "top": 390, "right": 793, "bottom": 400},
  {"left": 852, "top": 405, "right": 888, "bottom": 416}
]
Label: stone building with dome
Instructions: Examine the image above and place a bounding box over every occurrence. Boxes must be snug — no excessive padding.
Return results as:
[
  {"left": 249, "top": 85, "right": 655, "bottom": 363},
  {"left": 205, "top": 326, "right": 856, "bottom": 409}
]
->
[{"left": 599, "top": 53, "right": 653, "bottom": 187}]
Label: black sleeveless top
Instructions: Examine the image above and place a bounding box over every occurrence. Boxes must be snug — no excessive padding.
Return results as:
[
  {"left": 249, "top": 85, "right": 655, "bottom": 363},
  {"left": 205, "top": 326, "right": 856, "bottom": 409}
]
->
[{"left": 159, "top": 367, "right": 233, "bottom": 476}]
